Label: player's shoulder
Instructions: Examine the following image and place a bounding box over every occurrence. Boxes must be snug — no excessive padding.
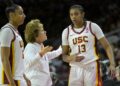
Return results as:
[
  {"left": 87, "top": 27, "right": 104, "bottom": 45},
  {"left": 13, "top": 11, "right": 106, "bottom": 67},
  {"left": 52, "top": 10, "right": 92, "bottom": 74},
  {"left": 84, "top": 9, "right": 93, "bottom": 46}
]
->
[
  {"left": 1, "top": 23, "right": 10, "bottom": 28},
  {"left": 86, "top": 21, "right": 101, "bottom": 31},
  {"left": 1, "top": 23, "right": 10, "bottom": 31},
  {"left": 64, "top": 25, "right": 71, "bottom": 30},
  {"left": 85, "top": 20, "right": 97, "bottom": 25},
  {"left": 62, "top": 25, "right": 71, "bottom": 33},
  {"left": 1, "top": 23, "right": 13, "bottom": 33},
  {"left": 87, "top": 21, "right": 100, "bottom": 27}
]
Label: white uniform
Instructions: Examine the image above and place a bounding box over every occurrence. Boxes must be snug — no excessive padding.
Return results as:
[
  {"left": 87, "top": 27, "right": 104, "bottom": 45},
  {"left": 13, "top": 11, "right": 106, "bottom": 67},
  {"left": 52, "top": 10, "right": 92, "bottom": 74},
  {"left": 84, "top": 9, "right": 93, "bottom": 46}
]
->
[
  {"left": 0, "top": 23, "right": 26, "bottom": 86},
  {"left": 62, "top": 21, "right": 104, "bottom": 86},
  {"left": 24, "top": 43, "right": 62, "bottom": 86}
]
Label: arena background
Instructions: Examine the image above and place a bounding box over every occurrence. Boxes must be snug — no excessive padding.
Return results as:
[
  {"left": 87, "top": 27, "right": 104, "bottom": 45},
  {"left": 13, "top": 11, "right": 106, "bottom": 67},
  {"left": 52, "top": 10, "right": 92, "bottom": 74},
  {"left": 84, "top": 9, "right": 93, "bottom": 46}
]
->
[{"left": 0, "top": 0, "right": 120, "bottom": 86}]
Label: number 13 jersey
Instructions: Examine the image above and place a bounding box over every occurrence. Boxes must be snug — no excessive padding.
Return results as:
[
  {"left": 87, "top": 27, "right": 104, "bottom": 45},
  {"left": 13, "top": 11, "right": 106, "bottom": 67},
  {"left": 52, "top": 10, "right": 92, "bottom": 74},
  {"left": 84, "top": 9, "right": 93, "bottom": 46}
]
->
[{"left": 62, "top": 21, "right": 104, "bottom": 66}]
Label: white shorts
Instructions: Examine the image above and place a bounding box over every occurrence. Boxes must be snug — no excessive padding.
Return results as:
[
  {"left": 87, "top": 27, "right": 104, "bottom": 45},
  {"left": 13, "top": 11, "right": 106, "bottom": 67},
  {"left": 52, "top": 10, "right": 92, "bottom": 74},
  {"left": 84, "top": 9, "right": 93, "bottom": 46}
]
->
[
  {"left": 68, "top": 61, "right": 102, "bottom": 86},
  {"left": 29, "top": 75, "right": 52, "bottom": 86}
]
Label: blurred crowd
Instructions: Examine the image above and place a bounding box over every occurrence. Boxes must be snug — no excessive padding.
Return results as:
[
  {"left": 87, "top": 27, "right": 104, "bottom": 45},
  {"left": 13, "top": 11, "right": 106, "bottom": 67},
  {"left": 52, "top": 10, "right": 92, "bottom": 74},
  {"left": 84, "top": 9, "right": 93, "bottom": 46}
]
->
[
  {"left": 0, "top": 0, "right": 120, "bottom": 86},
  {"left": 0, "top": 0, "right": 120, "bottom": 37}
]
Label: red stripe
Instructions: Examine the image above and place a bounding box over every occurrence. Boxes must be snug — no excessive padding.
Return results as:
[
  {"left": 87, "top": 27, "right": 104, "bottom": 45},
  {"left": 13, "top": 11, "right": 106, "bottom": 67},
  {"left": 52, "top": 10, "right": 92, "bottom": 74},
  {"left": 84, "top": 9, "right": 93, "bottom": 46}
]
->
[
  {"left": 96, "top": 61, "right": 103, "bottom": 86},
  {"left": 8, "top": 25, "right": 16, "bottom": 42},
  {"left": 89, "top": 22, "right": 96, "bottom": 37},
  {"left": 90, "top": 22, "right": 99, "bottom": 56},
  {"left": 89, "top": 21, "right": 98, "bottom": 55}
]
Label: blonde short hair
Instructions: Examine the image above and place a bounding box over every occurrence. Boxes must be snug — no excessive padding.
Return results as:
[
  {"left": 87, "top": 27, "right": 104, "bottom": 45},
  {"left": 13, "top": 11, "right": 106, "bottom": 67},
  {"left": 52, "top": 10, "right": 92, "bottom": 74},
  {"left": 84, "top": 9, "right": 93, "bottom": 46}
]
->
[{"left": 25, "top": 19, "right": 43, "bottom": 43}]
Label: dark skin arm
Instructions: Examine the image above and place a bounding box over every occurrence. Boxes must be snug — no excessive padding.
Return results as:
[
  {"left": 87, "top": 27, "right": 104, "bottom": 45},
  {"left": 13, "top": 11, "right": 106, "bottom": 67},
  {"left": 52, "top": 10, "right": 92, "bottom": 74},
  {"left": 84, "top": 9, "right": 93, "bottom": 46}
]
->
[
  {"left": 99, "top": 37, "right": 116, "bottom": 78},
  {"left": 1, "top": 47, "right": 16, "bottom": 86}
]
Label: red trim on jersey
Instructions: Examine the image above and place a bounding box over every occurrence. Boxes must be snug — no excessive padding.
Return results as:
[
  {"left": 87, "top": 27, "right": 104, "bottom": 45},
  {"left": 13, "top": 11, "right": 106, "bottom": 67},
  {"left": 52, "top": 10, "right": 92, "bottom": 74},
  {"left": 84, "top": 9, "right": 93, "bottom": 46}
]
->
[
  {"left": 89, "top": 22, "right": 99, "bottom": 56},
  {"left": 8, "top": 25, "right": 16, "bottom": 42},
  {"left": 71, "top": 21, "right": 87, "bottom": 34},
  {"left": 96, "top": 60, "right": 103, "bottom": 86},
  {"left": 89, "top": 22, "right": 96, "bottom": 37},
  {"left": 9, "top": 24, "right": 19, "bottom": 34}
]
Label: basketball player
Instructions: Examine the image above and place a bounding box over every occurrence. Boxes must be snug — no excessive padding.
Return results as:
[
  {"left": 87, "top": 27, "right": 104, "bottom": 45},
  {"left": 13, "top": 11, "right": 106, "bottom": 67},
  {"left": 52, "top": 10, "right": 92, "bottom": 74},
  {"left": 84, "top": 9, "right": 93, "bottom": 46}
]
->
[
  {"left": 24, "top": 19, "right": 62, "bottom": 86},
  {"left": 0, "top": 4, "right": 26, "bottom": 86},
  {"left": 62, "top": 5, "right": 116, "bottom": 86}
]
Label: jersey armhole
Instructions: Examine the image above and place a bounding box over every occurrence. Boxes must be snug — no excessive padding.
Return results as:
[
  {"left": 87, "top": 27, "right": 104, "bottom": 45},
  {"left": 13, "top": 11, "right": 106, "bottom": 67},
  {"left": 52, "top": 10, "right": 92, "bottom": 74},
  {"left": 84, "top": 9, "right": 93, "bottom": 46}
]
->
[
  {"left": 89, "top": 22, "right": 96, "bottom": 38},
  {"left": 3, "top": 26, "right": 16, "bottom": 42}
]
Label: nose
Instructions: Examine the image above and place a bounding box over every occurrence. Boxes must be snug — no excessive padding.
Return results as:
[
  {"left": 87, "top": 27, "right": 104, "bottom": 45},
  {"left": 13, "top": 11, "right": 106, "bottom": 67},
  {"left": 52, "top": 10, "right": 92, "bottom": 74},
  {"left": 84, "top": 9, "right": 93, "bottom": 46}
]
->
[{"left": 72, "top": 15, "right": 76, "bottom": 19}]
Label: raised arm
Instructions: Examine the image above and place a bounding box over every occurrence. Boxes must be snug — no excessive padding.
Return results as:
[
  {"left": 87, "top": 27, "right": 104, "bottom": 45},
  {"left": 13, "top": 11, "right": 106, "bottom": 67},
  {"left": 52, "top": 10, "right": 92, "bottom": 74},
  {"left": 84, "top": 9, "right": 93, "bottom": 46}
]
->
[
  {"left": 24, "top": 44, "right": 53, "bottom": 68},
  {"left": 45, "top": 46, "right": 62, "bottom": 60}
]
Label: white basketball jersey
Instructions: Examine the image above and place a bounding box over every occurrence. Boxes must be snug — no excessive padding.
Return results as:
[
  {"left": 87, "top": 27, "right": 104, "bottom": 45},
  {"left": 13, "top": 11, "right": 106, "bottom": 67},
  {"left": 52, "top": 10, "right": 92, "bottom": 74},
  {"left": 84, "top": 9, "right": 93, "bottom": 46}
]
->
[
  {"left": 0, "top": 23, "right": 24, "bottom": 84},
  {"left": 67, "top": 21, "right": 99, "bottom": 66}
]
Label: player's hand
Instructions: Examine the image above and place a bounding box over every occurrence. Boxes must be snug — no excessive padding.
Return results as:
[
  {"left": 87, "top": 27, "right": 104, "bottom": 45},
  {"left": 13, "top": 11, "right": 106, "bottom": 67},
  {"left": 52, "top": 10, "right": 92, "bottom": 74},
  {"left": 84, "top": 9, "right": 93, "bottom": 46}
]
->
[
  {"left": 109, "top": 64, "right": 116, "bottom": 79},
  {"left": 67, "top": 54, "right": 85, "bottom": 62},
  {"left": 40, "top": 46, "right": 53, "bottom": 57},
  {"left": 75, "top": 56, "right": 85, "bottom": 62}
]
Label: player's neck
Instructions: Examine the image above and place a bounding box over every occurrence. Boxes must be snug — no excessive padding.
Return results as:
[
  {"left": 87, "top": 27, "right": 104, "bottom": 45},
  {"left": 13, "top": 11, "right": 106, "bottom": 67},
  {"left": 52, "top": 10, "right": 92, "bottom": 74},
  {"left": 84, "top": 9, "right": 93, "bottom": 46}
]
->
[
  {"left": 74, "top": 21, "right": 84, "bottom": 28},
  {"left": 9, "top": 21, "right": 19, "bottom": 30}
]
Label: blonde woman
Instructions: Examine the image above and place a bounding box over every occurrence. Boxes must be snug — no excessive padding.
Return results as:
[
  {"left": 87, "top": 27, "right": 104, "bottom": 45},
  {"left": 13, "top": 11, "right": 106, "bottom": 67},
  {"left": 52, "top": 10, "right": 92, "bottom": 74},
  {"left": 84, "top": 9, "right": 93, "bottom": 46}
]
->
[{"left": 24, "top": 19, "right": 62, "bottom": 86}]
